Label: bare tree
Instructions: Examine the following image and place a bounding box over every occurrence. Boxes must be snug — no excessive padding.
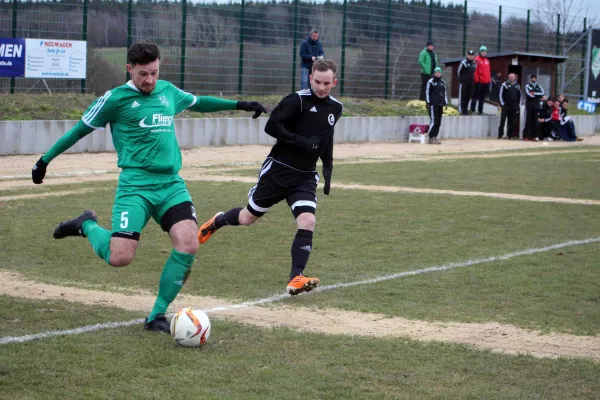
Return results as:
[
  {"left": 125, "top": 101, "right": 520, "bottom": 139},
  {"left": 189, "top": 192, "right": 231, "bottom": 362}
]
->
[
  {"left": 530, "top": 0, "right": 598, "bottom": 96},
  {"left": 530, "top": 0, "right": 595, "bottom": 35},
  {"left": 388, "top": 38, "right": 416, "bottom": 100},
  {"left": 311, "top": 7, "right": 343, "bottom": 46}
]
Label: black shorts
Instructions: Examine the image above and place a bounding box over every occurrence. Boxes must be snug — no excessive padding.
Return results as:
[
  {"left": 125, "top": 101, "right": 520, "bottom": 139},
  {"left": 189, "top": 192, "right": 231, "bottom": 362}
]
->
[{"left": 247, "top": 158, "right": 319, "bottom": 218}]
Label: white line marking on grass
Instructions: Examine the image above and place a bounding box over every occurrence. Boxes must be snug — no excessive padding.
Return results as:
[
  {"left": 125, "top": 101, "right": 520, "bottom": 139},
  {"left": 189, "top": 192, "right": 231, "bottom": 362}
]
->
[
  {"left": 182, "top": 175, "right": 600, "bottom": 206},
  {"left": 0, "top": 188, "right": 97, "bottom": 202},
  {"left": 2, "top": 237, "right": 599, "bottom": 345},
  {"left": 0, "top": 170, "right": 120, "bottom": 181},
  {"left": 0, "top": 319, "right": 145, "bottom": 345}
]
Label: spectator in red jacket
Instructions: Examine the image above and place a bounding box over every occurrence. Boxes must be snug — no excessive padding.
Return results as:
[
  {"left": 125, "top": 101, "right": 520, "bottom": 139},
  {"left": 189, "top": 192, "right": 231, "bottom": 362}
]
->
[{"left": 471, "top": 45, "right": 491, "bottom": 115}]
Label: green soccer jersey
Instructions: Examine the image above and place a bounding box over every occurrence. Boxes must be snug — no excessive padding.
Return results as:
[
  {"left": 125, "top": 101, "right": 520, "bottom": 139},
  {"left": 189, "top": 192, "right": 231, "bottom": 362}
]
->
[{"left": 81, "top": 80, "right": 195, "bottom": 175}]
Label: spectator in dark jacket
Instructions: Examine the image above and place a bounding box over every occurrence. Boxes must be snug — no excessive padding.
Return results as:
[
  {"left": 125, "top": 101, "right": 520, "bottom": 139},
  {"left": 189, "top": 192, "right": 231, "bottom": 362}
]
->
[
  {"left": 538, "top": 96, "right": 557, "bottom": 141},
  {"left": 489, "top": 71, "right": 503, "bottom": 103},
  {"left": 471, "top": 46, "right": 491, "bottom": 115},
  {"left": 523, "top": 74, "right": 545, "bottom": 140},
  {"left": 558, "top": 99, "right": 583, "bottom": 141},
  {"left": 498, "top": 73, "right": 521, "bottom": 139},
  {"left": 299, "top": 29, "right": 325, "bottom": 90},
  {"left": 426, "top": 67, "right": 447, "bottom": 144},
  {"left": 457, "top": 50, "right": 476, "bottom": 115},
  {"left": 419, "top": 40, "right": 437, "bottom": 101}
]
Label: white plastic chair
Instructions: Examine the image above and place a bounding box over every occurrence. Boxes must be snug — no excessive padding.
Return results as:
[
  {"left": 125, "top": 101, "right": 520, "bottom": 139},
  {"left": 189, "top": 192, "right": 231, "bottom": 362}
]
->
[{"left": 408, "top": 124, "right": 430, "bottom": 144}]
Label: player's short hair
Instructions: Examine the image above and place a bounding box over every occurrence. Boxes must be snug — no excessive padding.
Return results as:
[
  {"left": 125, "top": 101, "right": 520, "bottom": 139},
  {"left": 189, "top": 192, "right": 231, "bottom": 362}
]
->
[
  {"left": 312, "top": 59, "right": 337, "bottom": 76},
  {"left": 310, "top": 29, "right": 319, "bottom": 35},
  {"left": 127, "top": 40, "right": 161, "bottom": 65}
]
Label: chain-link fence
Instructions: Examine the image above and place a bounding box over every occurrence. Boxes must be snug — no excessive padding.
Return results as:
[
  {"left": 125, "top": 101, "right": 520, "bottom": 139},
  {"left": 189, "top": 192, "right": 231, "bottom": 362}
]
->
[{"left": 0, "top": 0, "right": 595, "bottom": 98}]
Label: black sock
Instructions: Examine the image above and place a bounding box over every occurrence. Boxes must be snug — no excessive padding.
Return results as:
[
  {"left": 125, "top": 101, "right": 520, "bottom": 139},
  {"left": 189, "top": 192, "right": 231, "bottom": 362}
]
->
[
  {"left": 214, "top": 208, "right": 242, "bottom": 229},
  {"left": 290, "top": 229, "right": 313, "bottom": 281}
]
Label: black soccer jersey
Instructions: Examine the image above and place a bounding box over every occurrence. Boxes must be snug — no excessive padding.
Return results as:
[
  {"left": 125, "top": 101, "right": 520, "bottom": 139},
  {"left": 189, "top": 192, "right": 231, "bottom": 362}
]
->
[{"left": 264, "top": 89, "right": 343, "bottom": 171}]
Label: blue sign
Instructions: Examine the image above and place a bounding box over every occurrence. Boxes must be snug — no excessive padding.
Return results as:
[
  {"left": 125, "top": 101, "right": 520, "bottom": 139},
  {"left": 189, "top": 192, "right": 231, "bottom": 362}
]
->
[
  {"left": 0, "top": 38, "right": 25, "bottom": 77},
  {"left": 577, "top": 100, "right": 597, "bottom": 113}
]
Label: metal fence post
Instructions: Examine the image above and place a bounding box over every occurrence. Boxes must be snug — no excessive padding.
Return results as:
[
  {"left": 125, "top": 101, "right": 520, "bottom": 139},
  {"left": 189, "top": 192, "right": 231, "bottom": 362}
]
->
[
  {"left": 428, "top": 0, "right": 433, "bottom": 42},
  {"left": 555, "top": 14, "right": 560, "bottom": 95},
  {"left": 291, "top": 0, "right": 298, "bottom": 92},
  {"left": 81, "top": 0, "right": 89, "bottom": 93},
  {"left": 238, "top": 0, "right": 245, "bottom": 95},
  {"left": 180, "top": 0, "right": 187, "bottom": 90},
  {"left": 581, "top": 18, "right": 587, "bottom": 97},
  {"left": 526, "top": 10, "right": 530, "bottom": 52},
  {"left": 555, "top": 14, "right": 560, "bottom": 55},
  {"left": 10, "top": 0, "right": 17, "bottom": 94},
  {"left": 384, "top": 0, "right": 391, "bottom": 99},
  {"left": 126, "top": 0, "right": 133, "bottom": 82},
  {"left": 497, "top": 6, "right": 502, "bottom": 52},
  {"left": 340, "top": 0, "right": 347, "bottom": 96},
  {"left": 462, "top": 1, "right": 467, "bottom": 55}
]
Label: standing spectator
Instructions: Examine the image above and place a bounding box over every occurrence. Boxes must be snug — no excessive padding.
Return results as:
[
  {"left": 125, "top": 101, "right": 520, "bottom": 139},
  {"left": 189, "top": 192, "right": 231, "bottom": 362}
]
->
[
  {"left": 498, "top": 72, "right": 521, "bottom": 139},
  {"left": 523, "top": 74, "right": 545, "bottom": 140},
  {"left": 489, "top": 71, "right": 503, "bottom": 103},
  {"left": 457, "top": 50, "right": 476, "bottom": 115},
  {"left": 299, "top": 29, "right": 325, "bottom": 90},
  {"left": 419, "top": 40, "right": 437, "bottom": 101},
  {"left": 472, "top": 46, "right": 491, "bottom": 115},
  {"left": 425, "top": 67, "right": 447, "bottom": 144}
]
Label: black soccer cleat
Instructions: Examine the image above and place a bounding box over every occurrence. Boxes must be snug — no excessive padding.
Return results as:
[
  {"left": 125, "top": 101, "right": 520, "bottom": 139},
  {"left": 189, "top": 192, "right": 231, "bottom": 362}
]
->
[
  {"left": 143, "top": 315, "right": 171, "bottom": 334},
  {"left": 53, "top": 209, "right": 97, "bottom": 239}
]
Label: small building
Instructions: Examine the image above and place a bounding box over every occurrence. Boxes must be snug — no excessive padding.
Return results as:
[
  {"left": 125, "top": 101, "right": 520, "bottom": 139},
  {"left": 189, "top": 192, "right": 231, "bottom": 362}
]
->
[{"left": 442, "top": 51, "right": 568, "bottom": 103}]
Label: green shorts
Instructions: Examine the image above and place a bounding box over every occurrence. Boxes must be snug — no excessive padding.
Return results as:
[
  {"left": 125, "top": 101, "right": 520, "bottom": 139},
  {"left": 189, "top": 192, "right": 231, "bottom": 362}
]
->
[{"left": 112, "top": 170, "right": 195, "bottom": 238}]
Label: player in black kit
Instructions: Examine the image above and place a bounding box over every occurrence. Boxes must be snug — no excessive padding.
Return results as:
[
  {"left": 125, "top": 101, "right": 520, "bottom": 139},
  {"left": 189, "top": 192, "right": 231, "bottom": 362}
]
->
[{"left": 197, "top": 59, "right": 343, "bottom": 295}]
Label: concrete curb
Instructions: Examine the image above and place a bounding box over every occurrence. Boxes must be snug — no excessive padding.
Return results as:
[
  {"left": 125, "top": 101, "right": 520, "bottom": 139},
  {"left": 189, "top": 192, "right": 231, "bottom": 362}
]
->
[{"left": 1, "top": 115, "right": 598, "bottom": 155}]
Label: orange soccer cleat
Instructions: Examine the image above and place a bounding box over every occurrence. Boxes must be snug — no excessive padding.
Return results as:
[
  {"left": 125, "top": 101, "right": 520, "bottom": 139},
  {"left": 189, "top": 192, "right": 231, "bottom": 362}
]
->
[
  {"left": 286, "top": 275, "right": 320, "bottom": 295},
  {"left": 198, "top": 212, "right": 224, "bottom": 244}
]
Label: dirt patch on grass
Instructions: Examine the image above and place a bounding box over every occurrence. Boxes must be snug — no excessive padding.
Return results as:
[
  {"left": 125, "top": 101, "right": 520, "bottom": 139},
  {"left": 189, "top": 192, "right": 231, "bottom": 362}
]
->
[
  {"left": 2, "top": 138, "right": 599, "bottom": 181},
  {"left": 1, "top": 270, "right": 599, "bottom": 361}
]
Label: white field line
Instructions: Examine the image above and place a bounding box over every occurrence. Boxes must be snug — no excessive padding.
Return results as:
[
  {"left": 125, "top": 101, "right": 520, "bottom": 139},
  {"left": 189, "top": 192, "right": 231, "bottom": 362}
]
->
[
  {"left": 184, "top": 174, "right": 600, "bottom": 206},
  {"left": 5, "top": 171, "right": 596, "bottom": 206},
  {"left": 0, "top": 188, "right": 97, "bottom": 202},
  {"left": 334, "top": 183, "right": 600, "bottom": 206},
  {"left": 0, "top": 170, "right": 120, "bottom": 181},
  {"left": 1, "top": 236, "right": 598, "bottom": 345}
]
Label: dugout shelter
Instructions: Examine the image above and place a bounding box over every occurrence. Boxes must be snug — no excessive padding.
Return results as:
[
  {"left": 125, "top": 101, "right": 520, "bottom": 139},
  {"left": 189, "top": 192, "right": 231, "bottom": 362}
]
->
[{"left": 442, "top": 52, "right": 568, "bottom": 103}]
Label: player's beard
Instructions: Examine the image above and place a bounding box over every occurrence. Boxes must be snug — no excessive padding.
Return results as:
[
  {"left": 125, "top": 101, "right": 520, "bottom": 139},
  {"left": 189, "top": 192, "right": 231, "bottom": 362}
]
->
[
  {"left": 139, "top": 84, "right": 155, "bottom": 95},
  {"left": 311, "top": 86, "right": 329, "bottom": 99}
]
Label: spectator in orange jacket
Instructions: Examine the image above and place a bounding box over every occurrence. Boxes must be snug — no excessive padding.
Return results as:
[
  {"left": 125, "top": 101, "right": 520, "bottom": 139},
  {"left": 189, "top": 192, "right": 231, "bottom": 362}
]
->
[{"left": 471, "top": 45, "right": 491, "bottom": 115}]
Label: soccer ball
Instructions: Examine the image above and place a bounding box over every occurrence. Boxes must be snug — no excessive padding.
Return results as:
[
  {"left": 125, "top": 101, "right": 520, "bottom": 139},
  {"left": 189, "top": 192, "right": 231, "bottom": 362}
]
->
[{"left": 170, "top": 307, "right": 211, "bottom": 347}]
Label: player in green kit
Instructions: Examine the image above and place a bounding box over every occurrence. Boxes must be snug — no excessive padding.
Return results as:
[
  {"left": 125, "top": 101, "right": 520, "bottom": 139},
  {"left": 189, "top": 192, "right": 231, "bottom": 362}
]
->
[{"left": 30, "top": 40, "right": 267, "bottom": 333}]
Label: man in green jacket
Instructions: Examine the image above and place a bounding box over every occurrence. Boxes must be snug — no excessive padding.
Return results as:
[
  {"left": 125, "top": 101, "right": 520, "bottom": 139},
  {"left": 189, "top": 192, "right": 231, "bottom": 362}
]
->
[{"left": 419, "top": 40, "right": 437, "bottom": 101}]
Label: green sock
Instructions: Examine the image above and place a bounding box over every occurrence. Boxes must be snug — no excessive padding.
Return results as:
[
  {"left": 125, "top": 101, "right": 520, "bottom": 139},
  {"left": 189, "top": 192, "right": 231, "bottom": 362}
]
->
[
  {"left": 82, "top": 220, "right": 111, "bottom": 265},
  {"left": 148, "top": 249, "right": 195, "bottom": 322}
]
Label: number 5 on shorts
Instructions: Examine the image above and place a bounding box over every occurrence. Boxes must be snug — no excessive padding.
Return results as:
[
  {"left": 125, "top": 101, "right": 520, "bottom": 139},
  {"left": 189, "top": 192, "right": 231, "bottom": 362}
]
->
[{"left": 120, "top": 211, "right": 129, "bottom": 229}]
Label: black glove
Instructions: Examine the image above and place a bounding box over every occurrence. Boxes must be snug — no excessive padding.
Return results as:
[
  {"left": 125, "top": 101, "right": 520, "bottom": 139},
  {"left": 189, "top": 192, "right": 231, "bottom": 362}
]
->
[
  {"left": 295, "top": 136, "right": 320, "bottom": 153},
  {"left": 236, "top": 101, "right": 267, "bottom": 119},
  {"left": 322, "top": 166, "right": 332, "bottom": 195},
  {"left": 32, "top": 157, "right": 48, "bottom": 184}
]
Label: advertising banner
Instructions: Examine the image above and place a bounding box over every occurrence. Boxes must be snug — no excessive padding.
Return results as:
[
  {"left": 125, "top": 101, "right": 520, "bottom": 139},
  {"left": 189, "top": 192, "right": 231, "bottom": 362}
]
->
[
  {"left": 587, "top": 29, "right": 600, "bottom": 104},
  {"left": 0, "top": 38, "right": 26, "bottom": 77},
  {"left": 24, "top": 39, "right": 87, "bottom": 79}
]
